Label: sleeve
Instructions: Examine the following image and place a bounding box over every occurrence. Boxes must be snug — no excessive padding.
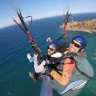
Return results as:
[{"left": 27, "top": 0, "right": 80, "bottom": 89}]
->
[
  {"left": 34, "top": 59, "right": 46, "bottom": 73},
  {"left": 50, "top": 58, "right": 75, "bottom": 86}
]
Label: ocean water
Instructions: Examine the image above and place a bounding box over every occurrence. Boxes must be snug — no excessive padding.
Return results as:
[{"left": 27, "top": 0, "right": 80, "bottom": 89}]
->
[{"left": 0, "top": 13, "right": 96, "bottom": 96}]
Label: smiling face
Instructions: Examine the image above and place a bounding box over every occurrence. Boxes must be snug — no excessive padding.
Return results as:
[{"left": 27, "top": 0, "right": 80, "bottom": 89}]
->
[
  {"left": 47, "top": 45, "right": 56, "bottom": 56},
  {"left": 69, "top": 40, "right": 81, "bottom": 53}
]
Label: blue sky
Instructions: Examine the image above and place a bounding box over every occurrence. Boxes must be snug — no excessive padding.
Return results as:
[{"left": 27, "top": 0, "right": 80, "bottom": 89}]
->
[{"left": 0, "top": 0, "right": 96, "bottom": 29}]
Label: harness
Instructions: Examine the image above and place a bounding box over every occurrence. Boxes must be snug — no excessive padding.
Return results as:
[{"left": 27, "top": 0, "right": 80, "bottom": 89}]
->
[
  {"left": 55, "top": 52, "right": 94, "bottom": 79},
  {"left": 52, "top": 52, "right": 94, "bottom": 95}
]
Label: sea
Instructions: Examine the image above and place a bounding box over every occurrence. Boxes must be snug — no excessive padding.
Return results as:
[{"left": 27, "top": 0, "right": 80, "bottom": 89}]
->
[{"left": 0, "top": 13, "right": 96, "bottom": 96}]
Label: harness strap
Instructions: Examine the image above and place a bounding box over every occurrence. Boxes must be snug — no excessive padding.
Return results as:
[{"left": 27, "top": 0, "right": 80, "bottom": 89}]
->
[
  {"left": 57, "top": 56, "right": 94, "bottom": 79},
  {"left": 75, "top": 62, "right": 93, "bottom": 79}
]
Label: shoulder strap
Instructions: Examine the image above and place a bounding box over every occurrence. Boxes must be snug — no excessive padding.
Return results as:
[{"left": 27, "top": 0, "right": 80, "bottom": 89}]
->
[
  {"left": 75, "top": 63, "right": 93, "bottom": 79},
  {"left": 61, "top": 56, "right": 94, "bottom": 79},
  {"left": 73, "top": 58, "right": 94, "bottom": 79}
]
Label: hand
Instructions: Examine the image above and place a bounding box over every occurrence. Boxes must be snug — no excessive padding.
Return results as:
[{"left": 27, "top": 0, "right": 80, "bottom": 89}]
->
[
  {"left": 46, "top": 37, "right": 52, "bottom": 42},
  {"left": 34, "top": 54, "right": 38, "bottom": 59}
]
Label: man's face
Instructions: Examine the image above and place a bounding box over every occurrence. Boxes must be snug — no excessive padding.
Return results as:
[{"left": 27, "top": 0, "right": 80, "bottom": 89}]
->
[
  {"left": 47, "top": 45, "right": 56, "bottom": 56},
  {"left": 69, "top": 40, "right": 81, "bottom": 52}
]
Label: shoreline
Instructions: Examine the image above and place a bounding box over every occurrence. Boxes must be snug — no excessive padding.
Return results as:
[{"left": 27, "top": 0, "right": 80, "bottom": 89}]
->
[{"left": 67, "top": 29, "right": 94, "bottom": 33}]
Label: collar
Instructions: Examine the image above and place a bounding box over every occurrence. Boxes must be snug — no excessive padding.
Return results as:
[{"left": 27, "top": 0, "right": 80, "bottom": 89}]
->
[
  {"left": 66, "top": 52, "right": 87, "bottom": 58},
  {"left": 51, "top": 52, "right": 62, "bottom": 58}
]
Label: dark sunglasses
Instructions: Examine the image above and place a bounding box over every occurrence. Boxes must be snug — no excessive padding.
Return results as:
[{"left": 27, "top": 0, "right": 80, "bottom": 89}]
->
[
  {"left": 71, "top": 41, "right": 81, "bottom": 48},
  {"left": 47, "top": 46, "right": 55, "bottom": 51}
]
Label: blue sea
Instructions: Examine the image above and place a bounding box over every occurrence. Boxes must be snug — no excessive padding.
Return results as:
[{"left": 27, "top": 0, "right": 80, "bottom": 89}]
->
[{"left": 0, "top": 13, "right": 96, "bottom": 96}]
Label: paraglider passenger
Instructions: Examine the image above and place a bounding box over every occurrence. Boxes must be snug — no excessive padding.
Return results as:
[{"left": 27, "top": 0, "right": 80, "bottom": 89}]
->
[{"left": 46, "top": 35, "right": 94, "bottom": 96}]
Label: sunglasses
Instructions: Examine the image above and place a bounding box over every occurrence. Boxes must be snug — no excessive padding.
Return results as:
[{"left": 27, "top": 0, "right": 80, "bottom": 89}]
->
[
  {"left": 48, "top": 46, "right": 55, "bottom": 51},
  {"left": 71, "top": 41, "right": 81, "bottom": 48}
]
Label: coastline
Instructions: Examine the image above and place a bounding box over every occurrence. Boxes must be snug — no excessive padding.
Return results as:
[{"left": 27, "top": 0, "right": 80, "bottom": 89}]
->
[{"left": 60, "top": 19, "right": 96, "bottom": 33}]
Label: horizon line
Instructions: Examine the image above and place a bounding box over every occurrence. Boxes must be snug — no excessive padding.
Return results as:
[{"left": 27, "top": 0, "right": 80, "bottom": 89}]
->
[{"left": 0, "top": 12, "right": 96, "bottom": 29}]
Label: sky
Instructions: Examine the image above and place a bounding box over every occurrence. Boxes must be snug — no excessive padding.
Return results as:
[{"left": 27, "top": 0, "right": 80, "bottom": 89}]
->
[{"left": 0, "top": 0, "right": 96, "bottom": 29}]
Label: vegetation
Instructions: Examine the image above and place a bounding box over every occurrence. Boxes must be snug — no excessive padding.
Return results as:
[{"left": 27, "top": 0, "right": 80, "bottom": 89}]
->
[{"left": 61, "top": 19, "right": 96, "bottom": 32}]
